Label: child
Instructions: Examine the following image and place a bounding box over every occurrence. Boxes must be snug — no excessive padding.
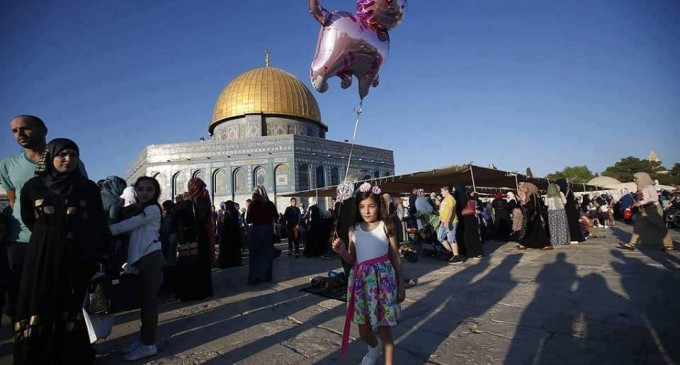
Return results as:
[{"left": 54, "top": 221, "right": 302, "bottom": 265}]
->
[
  {"left": 108, "top": 176, "right": 164, "bottom": 362},
  {"left": 332, "top": 182, "right": 405, "bottom": 365}
]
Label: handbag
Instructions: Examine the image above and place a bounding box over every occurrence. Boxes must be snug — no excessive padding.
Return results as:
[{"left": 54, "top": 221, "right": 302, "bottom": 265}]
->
[
  {"left": 108, "top": 272, "right": 142, "bottom": 313},
  {"left": 176, "top": 241, "right": 200, "bottom": 265},
  {"left": 108, "top": 237, "right": 158, "bottom": 313},
  {"left": 86, "top": 269, "right": 110, "bottom": 314},
  {"left": 82, "top": 294, "right": 113, "bottom": 344},
  {"left": 461, "top": 200, "right": 476, "bottom": 217}
]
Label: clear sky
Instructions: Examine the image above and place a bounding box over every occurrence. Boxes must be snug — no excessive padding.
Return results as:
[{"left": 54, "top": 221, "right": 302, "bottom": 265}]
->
[{"left": 1, "top": 0, "right": 678, "bottom": 182}]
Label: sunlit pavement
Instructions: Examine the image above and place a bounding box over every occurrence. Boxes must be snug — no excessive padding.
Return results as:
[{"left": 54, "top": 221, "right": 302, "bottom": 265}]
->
[{"left": 1, "top": 225, "right": 679, "bottom": 364}]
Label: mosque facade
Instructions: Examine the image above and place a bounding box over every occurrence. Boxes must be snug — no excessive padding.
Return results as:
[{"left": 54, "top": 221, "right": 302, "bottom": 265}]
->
[{"left": 125, "top": 62, "right": 394, "bottom": 210}]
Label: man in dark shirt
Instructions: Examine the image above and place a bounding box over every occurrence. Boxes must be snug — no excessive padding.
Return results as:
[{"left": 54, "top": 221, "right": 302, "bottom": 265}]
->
[{"left": 282, "top": 198, "right": 302, "bottom": 258}]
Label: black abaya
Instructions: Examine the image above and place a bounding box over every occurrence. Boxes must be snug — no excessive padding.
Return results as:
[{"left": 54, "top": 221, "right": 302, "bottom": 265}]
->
[{"left": 16, "top": 177, "right": 108, "bottom": 364}]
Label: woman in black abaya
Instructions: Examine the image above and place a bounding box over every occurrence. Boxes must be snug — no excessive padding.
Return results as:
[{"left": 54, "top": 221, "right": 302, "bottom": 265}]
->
[{"left": 15, "top": 139, "right": 109, "bottom": 364}]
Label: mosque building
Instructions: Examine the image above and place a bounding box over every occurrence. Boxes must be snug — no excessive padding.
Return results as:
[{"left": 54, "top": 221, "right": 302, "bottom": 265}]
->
[{"left": 125, "top": 58, "right": 394, "bottom": 210}]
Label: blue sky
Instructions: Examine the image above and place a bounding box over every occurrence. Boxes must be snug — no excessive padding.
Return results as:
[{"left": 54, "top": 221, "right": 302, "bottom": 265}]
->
[{"left": 1, "top": 0, "right": 678, "bottom": 182}]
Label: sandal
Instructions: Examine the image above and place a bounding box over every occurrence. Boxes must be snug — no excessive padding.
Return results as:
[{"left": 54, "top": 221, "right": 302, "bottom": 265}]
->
[
  {"left": 542, "top": 246, "right": 554, "bottom": 251},
  {"left": 617, "top": 243, "right": 636, "bottom": 251},
  {"left": 515, "top": 245, "right": 527, "bottom": 250}
]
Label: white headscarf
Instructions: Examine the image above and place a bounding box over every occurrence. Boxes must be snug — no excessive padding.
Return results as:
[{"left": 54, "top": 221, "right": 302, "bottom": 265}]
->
[
  {"left": 308, "top": 197, "right": 317, "bottom": 206},
  {"left": 121, "top": 186, "right": 137, "bottom": 207},
  {"left": 506, "top": 191, "right": 517, "bottom": 202}
]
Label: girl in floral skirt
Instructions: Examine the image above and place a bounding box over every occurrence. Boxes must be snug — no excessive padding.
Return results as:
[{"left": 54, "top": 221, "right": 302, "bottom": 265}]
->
[{"left": 332, "top": 182, "right": 405, "bottom": 365}]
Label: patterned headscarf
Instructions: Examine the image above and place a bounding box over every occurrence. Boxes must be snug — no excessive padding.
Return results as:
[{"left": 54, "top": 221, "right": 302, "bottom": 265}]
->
[
  {"left": 633, "top": 172, "right": 654, "bottom": 191},
  {"left": 35, "top": 138, "right": 84, "bottom": 197},
  {"left": 102, "top": 175, "right": 127, "bottom": 197},
  {"left": 506, "top": 192, "right": 517, "bottom": 202},
  {"left": 252, "top": 185, "right": 270, "bottom": 203},
  {"left": 185, "top": 177, "right": 210, "bottom": 201},
  {"left": 521, "top": 182, "right": 539, "bottom": 195}
]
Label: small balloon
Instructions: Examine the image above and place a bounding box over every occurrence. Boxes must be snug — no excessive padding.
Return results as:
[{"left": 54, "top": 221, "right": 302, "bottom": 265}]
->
[{"left": 336, "top": 180, "right": 355, "bottom": 203}]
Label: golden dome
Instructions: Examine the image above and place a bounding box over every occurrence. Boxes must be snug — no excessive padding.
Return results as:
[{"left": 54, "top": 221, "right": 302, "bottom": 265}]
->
[{"left": 210, "top": 66, "right": 322, "bottom": 134}]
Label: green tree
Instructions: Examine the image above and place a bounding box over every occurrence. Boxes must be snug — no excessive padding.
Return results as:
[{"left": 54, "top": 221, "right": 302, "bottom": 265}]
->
[
  {"left": 602, "top": 157, "right": 653, "bottom": 182},
  {"left": 526, "top": 167, "right": 533, "bottom": 178},
  {"left": 671, "top": 163, "right": 680, "bottom": 177},
  {"left": 546, "top": 166, "right": 595, "bottom": 184},
  {"left": 656, "top": 173, "right": 680, "bottom": 186}
]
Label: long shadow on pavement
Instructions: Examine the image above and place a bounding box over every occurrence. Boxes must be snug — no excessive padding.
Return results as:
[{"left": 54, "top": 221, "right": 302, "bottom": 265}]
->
[{"left": 305, "top": 251, "right": 522, "bottom": 364}]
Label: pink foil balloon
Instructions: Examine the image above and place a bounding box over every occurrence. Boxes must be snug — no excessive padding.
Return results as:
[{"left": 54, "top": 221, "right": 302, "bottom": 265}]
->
[{"left": 309, "top": 0, "right": 406, "bottom": 100}]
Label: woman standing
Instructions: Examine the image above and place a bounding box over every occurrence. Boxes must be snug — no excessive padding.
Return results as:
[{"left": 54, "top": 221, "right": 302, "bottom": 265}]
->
[
  {"left": 619, "top": 172, "right": 674, "bottom": 251},
  {"left": 174, "top": 178, "right": 214, "bottom": 301},
  {"left": 246, "top": 185, "right": 278, "bottom": 284},
  {"left": 303, "top": 198, "right": 324, "bottom": 257},
  {"left": 516, "top": 182, "right": 551, "bottom": 250},
  {"left": 492, "top": 192, "right": 510, "bottom": 241},
  {"left": 545, "top": 183, "right": 571, "bottom": 246},
  {"left": 109, "top": 176, "right": 165, "bottom": 361},
  {"left": 462, "top": 191, "right": 484, "bottom": 259},
  {"left": 15, "top": 139, "right": 109, "bottom": 364},
  {"left": 218, "top": 201, "right": 243, "bottom": 268},
  {"left": 555, "top": 179, "right": 584, "bottom": 243}
]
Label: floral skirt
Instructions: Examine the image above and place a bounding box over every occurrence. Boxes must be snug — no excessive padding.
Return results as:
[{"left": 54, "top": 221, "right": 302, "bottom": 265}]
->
[{"left": 346, "top": 259, "right": 399, "bottom": 327}]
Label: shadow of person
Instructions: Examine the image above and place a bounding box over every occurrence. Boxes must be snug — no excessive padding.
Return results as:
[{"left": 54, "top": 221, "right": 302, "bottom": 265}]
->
[
  {"left": 305, "top": 253, "right": 523, "bottom": 364},
  {"left": 504, "top": 252, "right": 578, "bottom": 365},
  {"left": 611, "top": 226, "right": 680, "bottom": 271},
  {"left": 610, "top": 249, "right": 680, "bottom": 364}
]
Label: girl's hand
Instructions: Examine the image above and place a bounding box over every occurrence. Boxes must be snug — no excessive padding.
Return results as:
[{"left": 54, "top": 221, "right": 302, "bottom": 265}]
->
[
  {"left": 397, "top": 283, "right": 406, "bottom": 303},
  {"left": 332, "top": 238, "right": 346, "bottom": 255}
]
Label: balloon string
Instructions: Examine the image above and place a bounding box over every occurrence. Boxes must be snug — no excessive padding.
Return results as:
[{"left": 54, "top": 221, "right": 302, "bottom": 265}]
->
[
  {"left": 343, "top": 100, "right": 363, "bottom": 181},
  {"left": 333, "top": 99, "right": 363, "bottom": 240}
]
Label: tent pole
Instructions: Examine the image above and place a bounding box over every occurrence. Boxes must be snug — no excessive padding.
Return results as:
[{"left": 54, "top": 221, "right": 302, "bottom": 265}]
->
[
  {"left": 470, "top": 165, "right": 477, "bottom": 192},
  {"left": 515, "top": 174, "right": 519, "bottom": 191}
]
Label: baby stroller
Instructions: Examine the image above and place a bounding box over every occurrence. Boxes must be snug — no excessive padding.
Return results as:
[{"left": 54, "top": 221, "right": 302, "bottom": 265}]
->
[{"left": 403, "top": 212, "right": 450, "bottom": 261}]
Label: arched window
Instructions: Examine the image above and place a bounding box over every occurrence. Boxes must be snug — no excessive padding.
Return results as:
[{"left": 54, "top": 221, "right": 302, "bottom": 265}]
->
[
  {"left": 374, "top": 170, "right": 380, "bottom": 178},
  {"left": 316, "top": 166, "right": 326, "bottom": 188},
  {"left": 254, "top": 166, "right": 266, "bottom": 186},
  {"left": 361, "top": 174, "right": 372, "bottom": 181},
  {"left": 173, "top": 172, "right": 188, "bottom": 199},
  {"left": 233, "top": 168, "right": 248, "bottom": 193},
  {"left": 153, "top": 173, "right": 167, "bottom": 201},
  {"left": 275, "top": 164, "right": 289, "bottom": 186},
  {"left": 213, "top": 169, "right": 227, "bottom": 195},
  {"left": 299, "top": 164, "right": 310, "bottom": 191},
  {"left": 193, "top": 169, "right": 205, "bottom": 181},
  {"left": 331, "top": 167, "right": 340, "bottom": 185}
]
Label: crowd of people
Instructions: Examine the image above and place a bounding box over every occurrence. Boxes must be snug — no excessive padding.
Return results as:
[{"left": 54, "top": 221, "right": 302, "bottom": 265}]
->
[{"left": 0, "top": 114, "right": 676, "bottom": 365}]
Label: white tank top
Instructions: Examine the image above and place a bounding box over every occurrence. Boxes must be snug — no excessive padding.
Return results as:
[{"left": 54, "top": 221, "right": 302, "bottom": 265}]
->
[{"left": 354, "top": 221, "right": 389, "bottom": 264}]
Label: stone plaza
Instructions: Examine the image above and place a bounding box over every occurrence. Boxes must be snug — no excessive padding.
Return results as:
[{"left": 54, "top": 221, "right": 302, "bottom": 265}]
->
[{"left": 1, "top": 224, "right": 676, "bottom": 364}]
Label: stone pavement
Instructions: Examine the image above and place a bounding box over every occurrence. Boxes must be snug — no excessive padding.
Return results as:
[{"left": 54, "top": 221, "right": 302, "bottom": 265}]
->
[{"left": 1, "top": 224, "right": 679, "bottom": 365}]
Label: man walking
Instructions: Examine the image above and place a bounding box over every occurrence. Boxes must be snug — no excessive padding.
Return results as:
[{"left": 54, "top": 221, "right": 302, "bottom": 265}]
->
[
  {"left": 439, "top": 186, "right": 462, "bottom": 264},
  {"left": 282, "top": 198, "right": 302, "bottom": 258}
]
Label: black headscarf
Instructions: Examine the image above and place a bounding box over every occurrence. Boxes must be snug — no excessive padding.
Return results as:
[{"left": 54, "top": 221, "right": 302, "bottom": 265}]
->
[
  {"left": 555, "top": 179, "right": 569, "bottom": 193},
  {"left": 35, "top": 138, "right": 84, "bottom": 197}
]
